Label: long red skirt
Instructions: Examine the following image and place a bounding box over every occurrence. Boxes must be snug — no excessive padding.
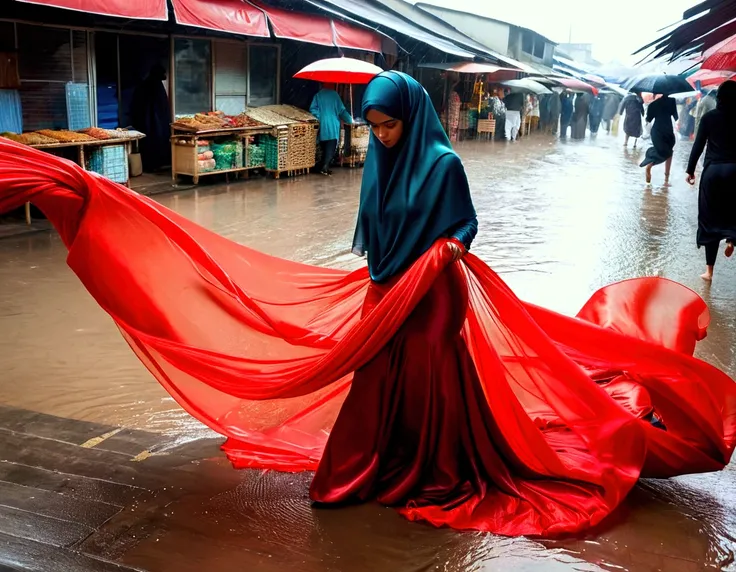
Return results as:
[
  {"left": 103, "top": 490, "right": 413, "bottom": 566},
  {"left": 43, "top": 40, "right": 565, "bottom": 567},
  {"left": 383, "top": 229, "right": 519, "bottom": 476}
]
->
[{"left": 1, "top": 138, "right": 735, "bottom": 537}]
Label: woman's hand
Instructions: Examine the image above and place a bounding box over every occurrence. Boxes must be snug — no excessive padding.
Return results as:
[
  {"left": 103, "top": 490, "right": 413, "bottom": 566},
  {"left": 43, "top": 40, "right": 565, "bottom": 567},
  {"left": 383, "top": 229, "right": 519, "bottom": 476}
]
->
[
  {"left": 447, "top": 241, "right": 465, "bottom": 262},
  {"left": 686, "top": 173, "right": 696, "bottom": 186}
]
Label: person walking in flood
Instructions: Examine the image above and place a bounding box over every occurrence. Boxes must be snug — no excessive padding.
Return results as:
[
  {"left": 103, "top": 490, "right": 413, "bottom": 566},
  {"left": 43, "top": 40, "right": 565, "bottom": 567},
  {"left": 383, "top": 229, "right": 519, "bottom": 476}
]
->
[
  {"left": 547, "top": 90, "right": 562, "bottom": 135},
  {"left": 640, "top": 94, "right": 678, "bottom": 184},
  {"left": 694, "top": 88, "right": 717, "bottom": 136},
  {"left": 602, "top": 93, "right": 621, "bottom": 134},
  {"left": 620, "top": 91, "right": 645, "bottom": 147},
  {"left": 560, "top": 92, "right": 573, "bottom": 138},
  {"left": 310, "top": 83, "right": 353, "bottom": 175},
  {"left": 686, "top": 81, "right": 736, "bottom": 282},
  {"left": 589, "top": 94, "right": 604, "bottom": 135},
  {"left": 571, "top": 93, "right": 589, "bottom": 139},
  {"left": 503, "top": 90, "right": 523, "bottom": 141}
]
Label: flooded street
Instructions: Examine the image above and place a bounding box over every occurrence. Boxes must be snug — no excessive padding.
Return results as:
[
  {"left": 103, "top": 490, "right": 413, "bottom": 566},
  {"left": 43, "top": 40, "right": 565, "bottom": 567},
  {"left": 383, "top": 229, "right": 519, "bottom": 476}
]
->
[{"left": 1, "top": 130, "right": 735, "bottom": 571}]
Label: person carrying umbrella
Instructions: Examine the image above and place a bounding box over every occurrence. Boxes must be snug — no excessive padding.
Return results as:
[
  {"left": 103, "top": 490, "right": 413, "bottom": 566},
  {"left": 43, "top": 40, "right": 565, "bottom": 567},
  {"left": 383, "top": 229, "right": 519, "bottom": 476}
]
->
[
  {"left": 310, "top": 83, "right": 354, "bottom": 175},
  {"left": 686, "top": 80, "right": 736, "bottom": 281}
]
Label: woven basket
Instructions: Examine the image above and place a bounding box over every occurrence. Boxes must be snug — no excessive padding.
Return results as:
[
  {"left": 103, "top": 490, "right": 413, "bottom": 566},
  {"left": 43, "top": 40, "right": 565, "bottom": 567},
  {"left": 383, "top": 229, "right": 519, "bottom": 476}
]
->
[{"left": 287, "top": 123, "right": 317, "bottom": 170}]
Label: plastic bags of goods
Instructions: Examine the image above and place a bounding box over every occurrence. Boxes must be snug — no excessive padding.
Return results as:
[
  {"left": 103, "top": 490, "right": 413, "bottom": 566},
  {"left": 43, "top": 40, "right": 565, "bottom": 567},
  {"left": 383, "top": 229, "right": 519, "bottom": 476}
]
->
[
  {"left": 198, "top": 159, "right": 216, "bottom": 172},
  {"left": 37, "top": 129, "right": 97, "bottom": 143},
  {"left": 211, "top": 140, "right": 243, "bottom": 170},
  {"left": 196, "top": 140, "right": 214, "bottom": 172}
]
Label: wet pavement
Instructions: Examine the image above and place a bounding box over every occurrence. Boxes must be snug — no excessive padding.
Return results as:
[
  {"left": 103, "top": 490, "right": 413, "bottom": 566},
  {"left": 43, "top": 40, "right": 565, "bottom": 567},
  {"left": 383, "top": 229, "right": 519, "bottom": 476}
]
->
[{"left": 0, "top": 130, "right": 735, "bottom": 571}]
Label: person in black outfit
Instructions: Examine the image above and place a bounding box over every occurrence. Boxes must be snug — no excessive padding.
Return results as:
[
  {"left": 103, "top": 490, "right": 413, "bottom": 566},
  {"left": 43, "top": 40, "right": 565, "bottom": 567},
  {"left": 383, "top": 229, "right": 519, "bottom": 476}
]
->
[
  {"left": 640, "top": 95, "right": 678, "bottom": 184},
  {"left": 686, "top": 80, "right": 736, "bottom": 281}
]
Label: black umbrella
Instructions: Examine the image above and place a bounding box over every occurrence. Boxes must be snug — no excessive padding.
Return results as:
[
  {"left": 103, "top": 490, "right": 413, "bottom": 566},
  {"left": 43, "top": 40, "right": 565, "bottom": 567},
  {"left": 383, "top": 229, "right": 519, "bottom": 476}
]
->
[{"left": 622, "top": 73, "right": 694, "bottom": 95}]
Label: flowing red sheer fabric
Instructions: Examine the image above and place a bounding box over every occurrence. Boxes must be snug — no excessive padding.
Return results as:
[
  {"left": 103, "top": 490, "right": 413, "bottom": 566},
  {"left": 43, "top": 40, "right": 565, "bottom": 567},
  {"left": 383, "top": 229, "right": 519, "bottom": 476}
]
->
[{"left": 1, "top": 139, "right": 734, "bottom": 536}]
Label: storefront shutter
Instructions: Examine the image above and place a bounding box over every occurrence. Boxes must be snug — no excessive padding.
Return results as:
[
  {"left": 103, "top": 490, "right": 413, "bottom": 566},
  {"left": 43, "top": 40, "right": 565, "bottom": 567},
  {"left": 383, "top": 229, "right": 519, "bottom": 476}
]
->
[
  {"left": 214, "top": 41, "right": 247, "bottom": 115},
  {"left": 16, "top": 24, "right": 89, "bottom": 131}
]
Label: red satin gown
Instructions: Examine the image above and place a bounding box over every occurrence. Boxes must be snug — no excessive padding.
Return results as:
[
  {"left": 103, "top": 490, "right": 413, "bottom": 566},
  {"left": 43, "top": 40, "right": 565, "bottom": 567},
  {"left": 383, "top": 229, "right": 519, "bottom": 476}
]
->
[{"left": 1, "top": 138, "right": 735, "bottom": 537}]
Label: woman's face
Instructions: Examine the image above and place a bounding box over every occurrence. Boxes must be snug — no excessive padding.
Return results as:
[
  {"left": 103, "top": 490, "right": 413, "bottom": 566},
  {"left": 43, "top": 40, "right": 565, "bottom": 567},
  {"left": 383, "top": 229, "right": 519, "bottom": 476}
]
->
[{"left": 366, "top": 109, "right": 404, "bottom": 149}]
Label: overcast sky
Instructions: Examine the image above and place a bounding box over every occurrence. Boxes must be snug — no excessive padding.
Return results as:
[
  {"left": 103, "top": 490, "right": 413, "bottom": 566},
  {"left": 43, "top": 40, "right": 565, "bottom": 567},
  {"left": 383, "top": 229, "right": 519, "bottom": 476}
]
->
[{"left": 411, "top": 0, "right": 695, "bottom": 64}]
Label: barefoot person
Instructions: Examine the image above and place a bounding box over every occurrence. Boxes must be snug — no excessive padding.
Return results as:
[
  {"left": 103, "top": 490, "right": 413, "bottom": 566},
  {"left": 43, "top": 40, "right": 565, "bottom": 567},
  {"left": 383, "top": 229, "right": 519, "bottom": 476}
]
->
[
  {"left": 686, "top": 80, "right": 736, "bottom": 281},
  {"left": 640, "top": 94, "right": 678, "bottom": 184}
]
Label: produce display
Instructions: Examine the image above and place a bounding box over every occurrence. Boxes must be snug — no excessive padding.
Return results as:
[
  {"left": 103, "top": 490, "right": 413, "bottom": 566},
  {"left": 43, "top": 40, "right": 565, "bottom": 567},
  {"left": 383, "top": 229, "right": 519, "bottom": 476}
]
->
[
  {"left": 79, "top": 127, "right": 112, "bottom": 140},
  {"left": 1, "top": 132, "right": 58, "bottom": 145},
  {"left": 172, "top": 112, "right": 266, "bottom": 132},
  {"left": 228, "top": 113, "right": 266, "bottom": 128},
  {"left": 37, "top": 130, "right": 97, "bottom": 143}
]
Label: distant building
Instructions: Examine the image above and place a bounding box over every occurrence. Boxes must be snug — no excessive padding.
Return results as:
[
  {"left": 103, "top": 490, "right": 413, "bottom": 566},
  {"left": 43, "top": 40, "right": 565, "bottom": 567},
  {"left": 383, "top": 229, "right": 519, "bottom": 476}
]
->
[
  {"left": 416, "top": 4, "right": 557, "bottom": 70},
  {"left": 556, "top": 43, "right": 601, "bottom": 68}
]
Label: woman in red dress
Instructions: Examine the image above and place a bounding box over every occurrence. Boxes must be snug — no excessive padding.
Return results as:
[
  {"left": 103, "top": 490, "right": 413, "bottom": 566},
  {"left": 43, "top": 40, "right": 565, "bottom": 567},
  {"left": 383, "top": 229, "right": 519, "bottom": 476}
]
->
[{"left": 0, "top": 72, "right": 734, "bottom": 537}]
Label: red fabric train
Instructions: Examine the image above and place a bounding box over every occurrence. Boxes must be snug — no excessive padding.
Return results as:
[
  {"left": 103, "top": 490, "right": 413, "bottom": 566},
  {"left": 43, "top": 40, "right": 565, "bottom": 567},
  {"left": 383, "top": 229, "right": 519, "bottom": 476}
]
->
[{"left": 0, "top": 138, "right": 734, "bottom": 537}]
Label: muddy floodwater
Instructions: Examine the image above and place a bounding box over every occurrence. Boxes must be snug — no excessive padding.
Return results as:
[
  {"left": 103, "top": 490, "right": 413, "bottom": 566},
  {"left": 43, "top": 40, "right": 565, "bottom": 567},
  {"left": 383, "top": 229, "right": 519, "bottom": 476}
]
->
[{"left": 1, "top": 132, "right": 735, "bottom": 571}]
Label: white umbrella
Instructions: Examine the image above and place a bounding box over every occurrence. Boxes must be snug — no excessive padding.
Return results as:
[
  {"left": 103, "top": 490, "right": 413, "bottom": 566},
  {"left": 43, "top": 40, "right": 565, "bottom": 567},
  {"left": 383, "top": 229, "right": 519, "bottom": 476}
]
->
[{"left": 501, "top": 78, "right": 552, "bottom": 95}]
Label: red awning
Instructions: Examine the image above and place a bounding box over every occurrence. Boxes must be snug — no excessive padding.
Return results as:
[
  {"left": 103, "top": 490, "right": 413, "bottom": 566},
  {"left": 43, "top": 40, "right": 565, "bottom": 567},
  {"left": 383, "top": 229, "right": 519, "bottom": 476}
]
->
[
  {"left": 16, "top": 0, "right": 168, "bottom": 19},
  {"left": 250, "top": 1, "right": 334, "bottom": 46},
  {"left": 172, "top": 0, "right": 269, "bottom": 37},
  {"left": 333, "top": 20, "right": 382, "bottom": 52}
]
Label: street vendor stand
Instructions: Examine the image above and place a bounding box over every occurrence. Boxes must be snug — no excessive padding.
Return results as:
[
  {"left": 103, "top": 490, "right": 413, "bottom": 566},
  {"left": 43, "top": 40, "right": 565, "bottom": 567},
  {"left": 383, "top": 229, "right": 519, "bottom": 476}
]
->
[
  {"left": 171, "top": 125, "right": 273, "bottom": 184},
  {"left": 170, "top": 106, "right": 318, "bottom": 183},
  {"left": 2, "top": 129, "right": 145, "bottom": 225},
  {"left": 419, "top": 62, "right": 518, "bottom": 141},
  {"left": 30, "top": 136, "right": 144, "bottom": 187}
]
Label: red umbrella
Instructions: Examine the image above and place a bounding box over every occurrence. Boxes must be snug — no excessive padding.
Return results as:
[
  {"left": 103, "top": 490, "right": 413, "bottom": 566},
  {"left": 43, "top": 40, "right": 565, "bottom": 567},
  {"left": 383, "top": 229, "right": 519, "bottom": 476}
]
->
[
  {"left": 553, "top": 77, "right": 599, "bottom": 95},
  {"left": 701, "top": 34, "right": 736, "bottom": 71},
  {"left": 687, "top": 69, "right": 734, "bottom": 88},
  {"left": 582, "top": 73, "right": 607, "bottom": 87},
  {"left": 294, "top": 57, "right": 383, "bottom": 84}
]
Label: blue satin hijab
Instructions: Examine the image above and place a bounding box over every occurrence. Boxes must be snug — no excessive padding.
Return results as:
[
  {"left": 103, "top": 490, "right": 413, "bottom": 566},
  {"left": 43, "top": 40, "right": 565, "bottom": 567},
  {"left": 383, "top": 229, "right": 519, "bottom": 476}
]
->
[{"left": 352, "top": 71, "right": 476, "bottom": 283}]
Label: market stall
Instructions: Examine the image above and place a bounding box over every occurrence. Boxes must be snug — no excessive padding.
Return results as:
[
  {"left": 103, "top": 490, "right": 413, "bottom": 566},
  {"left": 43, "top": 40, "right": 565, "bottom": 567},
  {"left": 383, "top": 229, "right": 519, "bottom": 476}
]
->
[
  {"left": 2, "top": 128, "right": 145, "bottom": 187},
  {"left": 170, "top": 107, "right": 318, "bottom": 183},
  {"left": 1, "top": 127, "right": 145, "bottom": 225}
]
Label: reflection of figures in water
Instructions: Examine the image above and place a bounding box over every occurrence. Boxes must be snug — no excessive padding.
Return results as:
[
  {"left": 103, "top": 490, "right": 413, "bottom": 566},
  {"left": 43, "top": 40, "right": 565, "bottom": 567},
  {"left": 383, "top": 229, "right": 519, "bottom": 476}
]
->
[
  {"left": 131, "top": 64, "right": 171, "bottom": 172},
  {"left": 686, "top": 81, "right": 736, "bottom": 282},
  {"left": 620, "top": 92, "right": 645, "bottom": 148},
  {"left": 640, "top": 95, "right": 678, "bottom": 185}
]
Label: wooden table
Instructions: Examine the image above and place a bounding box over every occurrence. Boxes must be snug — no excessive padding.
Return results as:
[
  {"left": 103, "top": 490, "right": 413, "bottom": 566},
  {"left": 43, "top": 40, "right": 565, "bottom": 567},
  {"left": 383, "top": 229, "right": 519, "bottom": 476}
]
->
[{"left": 25, "top": 136, "right": 145, "bottom": 225}]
